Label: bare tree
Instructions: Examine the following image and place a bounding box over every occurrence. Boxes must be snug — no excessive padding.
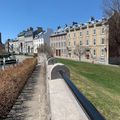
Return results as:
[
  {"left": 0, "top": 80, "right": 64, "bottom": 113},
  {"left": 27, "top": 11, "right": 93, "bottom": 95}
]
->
[
  {"left": 103, "top": 0, "right": 120, "bottom": 58},
  {"left": 102, "top": 0, "right": 120, "bottom": 16},
  {"left": 37, "top": 44, "right": 53, "bottom": 57},
  {"left": 74, "top": 45, "right": 86, "bottom": 61}
]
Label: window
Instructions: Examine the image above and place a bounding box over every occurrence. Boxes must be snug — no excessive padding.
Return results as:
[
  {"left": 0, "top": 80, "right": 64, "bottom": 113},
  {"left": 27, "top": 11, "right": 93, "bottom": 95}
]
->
[
  {"left": 101, "top": 49, "right": 104, "bottom": 56},
  {"left": 86, "top": 31, "right": 89, "bottom": 35},
  {"left": 61, "top": 42, "right": 63, "bottom": 47},
  {"left": 59, "top": 42, "right": 60, "bottom": 47},
  {"left": 64, "top": 49, "right": 66, "bottom": 54},
  {"left": 102, "top": 28, "right": 104, "bottom": 33},
  {"left": 64, "top": 42, "right": 66, "bottom": 47},
  {"left": 93, "top": 49, "right": 96, "bottom": 56},
  {"left": 93, "top": 29, "right": 96, "bottom": 34},
  {"left": 93, "top": 39, "right": 96, "bottom": 45},
  {"left": 69, "top": 42, "right": 71, "bottom": 46},
  {"left": 74, "top": 41, "right": 76, "bottom": 46},
  {"left": 74, "top": 33, "right": 76, "bottom": 37},
  {"left": 68, "top": 34, "right": 70, "bottom": 38},
  {"left": 51, "top": 43, "right": 53, "bottom": 47},
  {"left": 80, "top": 32, "right": 82, "bottom": 36},
  {"left": 11, "top": 44, "right": 14, "bottom": 50},
  {"left": 80, "top": 41, "right": 82, "bottom": 45},
  {"left": 86, "top": 40, "right": 89, "bottom": 45},
  {"left": 101, "top": 38, "right": 105, "bottom": 44}
]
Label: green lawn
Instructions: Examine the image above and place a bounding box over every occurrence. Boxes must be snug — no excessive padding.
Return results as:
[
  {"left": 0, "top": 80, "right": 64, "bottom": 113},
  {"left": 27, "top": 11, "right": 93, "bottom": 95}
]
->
[{"left": 57, "top": 58, "right": 120, "bottom": 120}]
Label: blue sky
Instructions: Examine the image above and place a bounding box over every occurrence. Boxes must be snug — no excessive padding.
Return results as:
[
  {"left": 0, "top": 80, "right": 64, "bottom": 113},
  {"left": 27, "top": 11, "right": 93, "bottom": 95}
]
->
[{"left": 0, "top": 0, "right": 103, "bottom": 43}]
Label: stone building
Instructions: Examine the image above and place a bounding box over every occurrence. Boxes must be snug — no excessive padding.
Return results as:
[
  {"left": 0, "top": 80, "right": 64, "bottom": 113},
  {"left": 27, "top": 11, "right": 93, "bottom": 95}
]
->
[
  {"left": 24, "top": 28, "right": 34, "bottom": 54},
  {"left": 17, "top": 31, "right": 26, "bottom": 53},
  {"left": 65, "top": 19, "right": 109, "bottom": 64},
  {"left": 50, "top": 14, "right": 120, "bottom": 64},
  {"left": 8, "top": 39, "right": 19, "bottom": 54},
  {"left": 5, "top": 27, "right": 53, "bottom": 55},
  {"left": 50, "top": 28, "right": 67, "bottom": 57}
]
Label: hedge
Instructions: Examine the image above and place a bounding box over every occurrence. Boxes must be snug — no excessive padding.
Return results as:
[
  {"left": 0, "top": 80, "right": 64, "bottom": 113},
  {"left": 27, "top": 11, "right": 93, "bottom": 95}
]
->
[{"left": 0, "top": 58, "right": 37, "bottom": 118}]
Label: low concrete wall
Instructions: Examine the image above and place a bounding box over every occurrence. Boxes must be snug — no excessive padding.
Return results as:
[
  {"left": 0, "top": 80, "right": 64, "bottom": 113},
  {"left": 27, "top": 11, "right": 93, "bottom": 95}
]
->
[
  {"left": 47, "top": 57, "right": 57, "bottom": 65},
  {"left": 47, "top": 63, "right": 70, "bottom": 80},
  {"left": 51, "top": 64, "right": 70, "bottom": 80},
  {"left": 46, "top": 59, "right": 70, "bottom": 120}
]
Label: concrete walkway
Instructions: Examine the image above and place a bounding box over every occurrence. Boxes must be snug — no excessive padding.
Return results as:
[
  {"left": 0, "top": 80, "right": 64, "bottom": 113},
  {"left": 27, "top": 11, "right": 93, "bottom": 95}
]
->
[
  {"left": 47, "top": 64, "right": 89, "bottom": 120},
  {"left": 4, "top": 54, "right": 89, "bottom": 120},
  {"left": 49, "top": 79, "right": 89, "bottom": 120},
  {"left": 5, "top": 64, "right": 49, "bottom": 120}
]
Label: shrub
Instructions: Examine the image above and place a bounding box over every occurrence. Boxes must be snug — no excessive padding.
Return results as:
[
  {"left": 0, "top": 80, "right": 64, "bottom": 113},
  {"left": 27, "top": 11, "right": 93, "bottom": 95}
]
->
[{"left": 0, "top": 58, "right": 37, "bottom": 118}]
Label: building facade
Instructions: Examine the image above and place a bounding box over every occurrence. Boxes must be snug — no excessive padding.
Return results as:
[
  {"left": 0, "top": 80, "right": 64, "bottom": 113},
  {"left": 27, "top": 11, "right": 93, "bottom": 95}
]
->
[
  {"left": 6, "top": 27, "right": 53, "bottom": 55},
  {"left": 33, "top": 28, "right": 53, "bottom": 53},
  {"left": 50, "top": 18, "right": 112, "bottom": 64},
  {"left": 24, "top": 28, "right": 34, "bottom": 54},
  {"left": 50, "top": 29, "right": 67, "bottom": 57},
  {"left": 50, "top": 13, "right": 120, "bottom": 64},
  {"left": 65, "top": 19, "right": 109, "bottom": 64}
]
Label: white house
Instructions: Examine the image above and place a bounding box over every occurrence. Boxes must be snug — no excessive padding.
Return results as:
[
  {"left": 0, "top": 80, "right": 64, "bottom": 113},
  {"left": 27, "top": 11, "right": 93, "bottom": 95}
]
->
[{"left": 33, "top": 28, "right": 53, "bottom": 53}]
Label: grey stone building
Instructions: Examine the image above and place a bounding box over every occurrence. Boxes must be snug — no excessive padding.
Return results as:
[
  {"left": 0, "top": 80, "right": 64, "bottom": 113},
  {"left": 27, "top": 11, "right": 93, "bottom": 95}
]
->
[
  {"left": 5, "top": 27, "right": 53, "bottom": 55},
  {"left": 50, "top": 28, "right": 67, "bottom": 57}
]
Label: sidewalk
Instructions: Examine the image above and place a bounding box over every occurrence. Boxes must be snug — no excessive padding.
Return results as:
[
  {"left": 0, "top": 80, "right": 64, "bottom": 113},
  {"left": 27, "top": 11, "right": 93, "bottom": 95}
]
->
[
  {"left": 47, "top": 63, "right": 89, "bottom": 120},
  {"left": 49, "top": 79, "right": 89, "bottom": 120},
  {"left": 5, "top": 64, "right": 49, "bottom": 120}
]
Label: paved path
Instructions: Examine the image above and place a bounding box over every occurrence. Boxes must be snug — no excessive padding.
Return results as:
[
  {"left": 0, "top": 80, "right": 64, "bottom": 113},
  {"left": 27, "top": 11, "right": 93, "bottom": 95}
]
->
[
  {"left": 5, "top": 64, "right": 49, "bottom": 120},
  {"left": 49, "top": 79, "right": 89, "bottom": 120},
  {"left": 47, "top": 64, "right": 89, "bottom": 120}
]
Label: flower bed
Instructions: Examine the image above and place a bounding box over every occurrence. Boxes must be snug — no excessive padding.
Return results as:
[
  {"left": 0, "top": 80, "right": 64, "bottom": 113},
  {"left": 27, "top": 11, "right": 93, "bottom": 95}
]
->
[{"left": 0, "top": 58, "right": 37, "bottom": 118}]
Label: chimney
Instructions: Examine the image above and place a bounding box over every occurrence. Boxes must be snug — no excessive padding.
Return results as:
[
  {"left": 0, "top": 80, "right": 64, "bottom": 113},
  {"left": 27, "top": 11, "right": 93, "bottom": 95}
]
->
[{"left": 0, "top": 32, "right": 2, "bottom": 44}]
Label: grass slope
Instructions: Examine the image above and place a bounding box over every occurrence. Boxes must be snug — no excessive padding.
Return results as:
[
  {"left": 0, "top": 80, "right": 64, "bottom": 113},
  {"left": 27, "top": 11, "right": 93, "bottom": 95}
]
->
[{"left": 57, "top": 58, "right": 120, "bottom": 120}]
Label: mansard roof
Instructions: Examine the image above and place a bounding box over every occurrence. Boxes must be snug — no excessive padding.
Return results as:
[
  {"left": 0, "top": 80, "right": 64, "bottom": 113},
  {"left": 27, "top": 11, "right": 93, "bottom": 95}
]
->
[
  {"left": 24, "top": 30, "right": 33, "bottom": 37},
  {"left": 18, "top": 31, "right": 26, "bottom": 37},
  {"left": 53, "top": 18, "right": 107, "bottom": 34}
]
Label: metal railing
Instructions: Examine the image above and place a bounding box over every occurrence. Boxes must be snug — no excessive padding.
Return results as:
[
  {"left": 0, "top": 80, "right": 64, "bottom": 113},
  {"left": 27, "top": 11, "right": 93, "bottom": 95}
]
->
[
  {"left": 0, "top": 59, "right": 16, "bottom": 65},
  {"left": 59, "top": 70, "right": 106, "bottom": 120}
]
